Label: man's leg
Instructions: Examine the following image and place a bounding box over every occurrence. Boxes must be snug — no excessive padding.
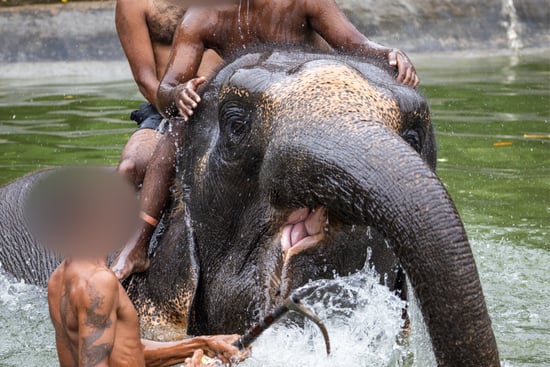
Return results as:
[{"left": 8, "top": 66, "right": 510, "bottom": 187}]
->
[
  {"left": 111, "top": 118, "right": 183, "bottom": 280},
  {"left": 117, "top": 129, "right": 160, "bottom": 188}
]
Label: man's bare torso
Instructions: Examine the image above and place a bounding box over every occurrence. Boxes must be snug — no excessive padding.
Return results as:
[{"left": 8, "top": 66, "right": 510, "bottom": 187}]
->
[
  {"left": 147, "top": 0, "right": 221, "bottom": 78},
  {"left": 48, "top": 260, "right": 145, "bottom": 367},
  {"left": 195, "top": 0, "right": 329, "bottom": 58},
  {"left": 146, "top": 0, "right": 185, "bottom": 78},
  {"left": 147, "top": 0, "right": 185, "bottom": 46}
]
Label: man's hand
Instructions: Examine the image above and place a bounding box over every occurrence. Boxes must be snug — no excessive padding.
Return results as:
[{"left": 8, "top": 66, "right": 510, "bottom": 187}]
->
[
  {"left": 184, "top": 349, "right": 206, "bottom": 367},
  {"left": 195, "top": 335, "right": 249, "bottom": 365},
  {"left": 388, "top": 49, "right": 419, "bottom": 88},
  {"left": 175, "top": 77, "right": 207, "bottom": 120},
  {"left": 184, "top": 349, "right": 222, "bottom": 367}
]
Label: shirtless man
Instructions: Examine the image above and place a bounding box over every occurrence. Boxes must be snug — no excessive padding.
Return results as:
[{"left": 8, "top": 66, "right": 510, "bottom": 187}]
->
[
  {"left": 114, "top": 0, "right": 420, "bottom": 279},
  {"left": 25, "top": 168, "right": 245, "bottom": 367},
  {"left": 111, "top": 0, "right": 222, "bottom": 278}
]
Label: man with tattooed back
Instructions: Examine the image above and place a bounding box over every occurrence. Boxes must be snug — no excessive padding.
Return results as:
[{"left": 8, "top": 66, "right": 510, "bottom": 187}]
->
[{"left": 26, "top": 168, "right": 246, "bottom": 367}]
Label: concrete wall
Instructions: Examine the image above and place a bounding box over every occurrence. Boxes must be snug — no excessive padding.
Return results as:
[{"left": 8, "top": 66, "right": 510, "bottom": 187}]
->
[
  {"left": 0, "top": 2, "right": 122, "bottom": 62},
  {"left": 0, "top": 0, "right": 548, "bottom": 62},
  {"left": 335, "top": 0, "right": 549, "bottom": 51}
]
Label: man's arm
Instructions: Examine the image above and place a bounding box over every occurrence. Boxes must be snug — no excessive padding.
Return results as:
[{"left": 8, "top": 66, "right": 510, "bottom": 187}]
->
[
  {"left": 116, "top": 0, "right": 160, "bottom": 105},
  {"left": 304, "top": 0, "right": 419, "bottom": 87},
  {"left": 157, "top": 9, "right": 214, "bottom": 119},
  {"left": 75, "top": 271, "right": 119, "bottom": 367},
  {"left": 141, "top": 335, "right": 245, "bottom": 367}
]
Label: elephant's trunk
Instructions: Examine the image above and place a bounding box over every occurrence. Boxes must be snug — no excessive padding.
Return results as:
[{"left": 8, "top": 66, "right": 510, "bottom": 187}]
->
[{"left": 261, "top": 115, "right": 499, "bottom": 366}]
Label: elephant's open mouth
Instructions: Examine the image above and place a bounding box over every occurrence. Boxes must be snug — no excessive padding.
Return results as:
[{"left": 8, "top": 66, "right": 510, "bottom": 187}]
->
[{"left": 280, "top": 207, "right": 328, "bottom": 262}]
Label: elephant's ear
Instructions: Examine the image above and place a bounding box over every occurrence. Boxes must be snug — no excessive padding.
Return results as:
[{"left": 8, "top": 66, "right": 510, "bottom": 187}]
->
[{"left": 129, "top": 204, "right": 200, "bottom": 336}]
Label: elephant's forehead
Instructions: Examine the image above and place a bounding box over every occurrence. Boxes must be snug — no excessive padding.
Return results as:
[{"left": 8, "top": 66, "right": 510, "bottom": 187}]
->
[
  {"left": 262, "top": 62, "right": 401, "bottom": 132},
  {"left": 219, "top": 85, "right": 251, "bottom": 101}
]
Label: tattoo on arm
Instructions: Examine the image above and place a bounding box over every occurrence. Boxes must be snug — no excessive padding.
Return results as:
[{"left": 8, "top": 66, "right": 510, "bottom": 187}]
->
[
  {"left": 79, "top": 285, "right": 115, "bottom": 366},
  {"left": 81, "top": 334, "right": 112, "bottom": 366}
]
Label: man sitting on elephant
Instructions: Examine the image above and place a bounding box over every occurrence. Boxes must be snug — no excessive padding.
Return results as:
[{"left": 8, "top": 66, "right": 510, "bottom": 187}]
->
[
  {"left": 114, "top": 0, "right": 222, "bottom": 188},
  {"left": 112, "top": 0, "right": 420, "bottom": 280},
  {"left": 111, "top": 0, "right": 225, "bottom": 280}
]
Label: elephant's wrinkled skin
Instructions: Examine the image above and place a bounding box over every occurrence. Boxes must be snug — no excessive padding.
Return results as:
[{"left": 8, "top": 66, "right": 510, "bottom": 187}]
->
[{"left": 0, "top": 49, "right": 499, "bottom": 366}]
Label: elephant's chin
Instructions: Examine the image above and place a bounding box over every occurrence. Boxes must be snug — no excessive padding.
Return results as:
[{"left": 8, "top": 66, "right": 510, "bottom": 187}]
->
[{"left": 278, "top": 207, "right": 328, "bottom": 263}]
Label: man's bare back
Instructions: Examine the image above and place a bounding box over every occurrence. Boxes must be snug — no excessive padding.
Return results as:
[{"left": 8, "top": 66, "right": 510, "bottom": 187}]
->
[
  {"left": 48, "top": 257, "right": 244, "bottom": 367},
  {"left": 48, "top": 259, "right": 147, "bottom": 367}
]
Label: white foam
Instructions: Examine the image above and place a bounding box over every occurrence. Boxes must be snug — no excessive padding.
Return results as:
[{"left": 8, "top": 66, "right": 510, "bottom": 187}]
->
[{"left": 241, "top": 268, "right": 435, "bottom": 367}]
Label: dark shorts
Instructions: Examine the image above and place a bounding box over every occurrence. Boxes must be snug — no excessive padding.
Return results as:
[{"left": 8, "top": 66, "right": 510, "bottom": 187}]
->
[{"left": 131, "top": 103, "right": 166, "bottom": 133}]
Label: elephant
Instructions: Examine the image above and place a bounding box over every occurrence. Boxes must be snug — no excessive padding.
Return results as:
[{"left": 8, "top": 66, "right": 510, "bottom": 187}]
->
[{"left": 0, "top": 48, "right": 499, "bottom": 366}]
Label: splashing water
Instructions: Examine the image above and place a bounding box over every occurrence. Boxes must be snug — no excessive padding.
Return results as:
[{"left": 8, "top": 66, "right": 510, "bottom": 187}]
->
[
  {"left": 2, "top": 235, "right": 548, "bottom": 366},
  {"left": 237, "top": 0, "right": 244, "bottom": 43},
  {"left": 0, "top": 263, "right": 436, "bottom": 366},
  {"left": 245, "top": 0, "right": 251, "bottom": 32},
  {"left": 241, "top": 267, "right": 436, "bottom": 367},
  {"left": 237, "top": 0, "right": 250, "bottom": 48},
  {"left": 0, "top": 267, "right": 56, "bottom": 365}
]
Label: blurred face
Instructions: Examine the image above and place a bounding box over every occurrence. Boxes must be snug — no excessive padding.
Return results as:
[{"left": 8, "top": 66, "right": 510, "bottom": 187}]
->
[{"left": 25, "top": 168, "right": 139, "bottom": 259}]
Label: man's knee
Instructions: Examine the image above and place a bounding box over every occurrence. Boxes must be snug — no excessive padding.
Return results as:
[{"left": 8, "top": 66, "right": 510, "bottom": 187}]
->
[{"left": 118, "top": 159, "right": 137, "bottom": 180}]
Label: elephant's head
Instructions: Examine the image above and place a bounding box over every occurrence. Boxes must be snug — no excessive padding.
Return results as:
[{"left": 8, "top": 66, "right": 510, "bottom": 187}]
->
[{"left": 130, "top": 49, "right": 499, "bottom": 366}]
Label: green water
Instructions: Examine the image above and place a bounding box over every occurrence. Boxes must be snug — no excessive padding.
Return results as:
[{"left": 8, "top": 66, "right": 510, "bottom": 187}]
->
[
  {"left": 0, "top": 52, "right": 548, "bottom": 366},
  {"left": 416, "top": 52, "right": 549, "bottom": 366},
  {"left": 420, "top": 53, "right": 549, "bottom": 250},
  {"left": 0, "top": 62, "right": 137, "bottom": 183}
]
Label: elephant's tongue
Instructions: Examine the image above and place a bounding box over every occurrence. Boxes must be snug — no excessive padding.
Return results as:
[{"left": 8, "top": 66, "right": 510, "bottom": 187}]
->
[{"left": 281, "top": 208, "right": 327, "bottom": 260}]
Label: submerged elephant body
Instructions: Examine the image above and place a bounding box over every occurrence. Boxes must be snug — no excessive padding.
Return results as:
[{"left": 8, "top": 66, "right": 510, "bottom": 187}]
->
[{"left": 0, "top": 49, "right": 499, "bottom": 366}]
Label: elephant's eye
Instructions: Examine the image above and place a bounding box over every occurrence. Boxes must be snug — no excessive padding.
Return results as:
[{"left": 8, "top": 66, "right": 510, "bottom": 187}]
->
[
  {"left": 402, "top": 128, "right": 424, "bottom": 154},
  {"left": 220, "top": 101, "right": 251, "bottom": 144},
  {"left": 230, "top": 118, "right": 248, "bottom": 135}
]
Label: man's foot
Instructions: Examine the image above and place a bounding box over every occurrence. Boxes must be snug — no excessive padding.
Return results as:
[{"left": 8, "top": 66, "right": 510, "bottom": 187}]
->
[
  {"left": 111, "top": 247, "right": 151, "bottom": 280},
  {"left": 111, "top": 212, "right": 158, "bottom": 280},
  {"left": 111, "top": 227, "right": 152, "bottom": 280}
]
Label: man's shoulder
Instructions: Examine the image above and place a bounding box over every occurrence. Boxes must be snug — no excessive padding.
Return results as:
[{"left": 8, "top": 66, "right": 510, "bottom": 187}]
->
[
  {"left": 48, "top": 262, "right": 63, "bottom": 283},
  {"left": 70, "top": 266, "right": 120, "bottom": 307},
  {"left": 86, "top": 267, "right": 119, "bottom": 288},
  {"left": 116, "top": 0, "right": 148, "bottom": 16},
  {"left": 117, "top": 0, "right": 146, "bottom": 8},
  {"left": 177, "top": 6, "right": 226, "bottom": 44},
  {"left": 78, "top": 267, "right": 119, "bottom": 293},
  {"left": 185, "top": 4, "right": 237, "bottom": 27},
  {"left": 267, "top": 0, "right": 314, "bottom": 9},
  {"left": 47, "top": 262, "right": 65, "bottom": 299}
]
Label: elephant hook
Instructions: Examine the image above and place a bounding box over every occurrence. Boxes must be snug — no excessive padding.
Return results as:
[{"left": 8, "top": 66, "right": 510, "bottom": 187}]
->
[{"left": 233, "top": 293, "right": 331, "bottom": 355}]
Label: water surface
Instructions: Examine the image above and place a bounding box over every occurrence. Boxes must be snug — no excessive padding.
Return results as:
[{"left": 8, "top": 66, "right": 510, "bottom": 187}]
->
[{"left": 0, "top": 51, "right": 548, "bottom": 366}]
